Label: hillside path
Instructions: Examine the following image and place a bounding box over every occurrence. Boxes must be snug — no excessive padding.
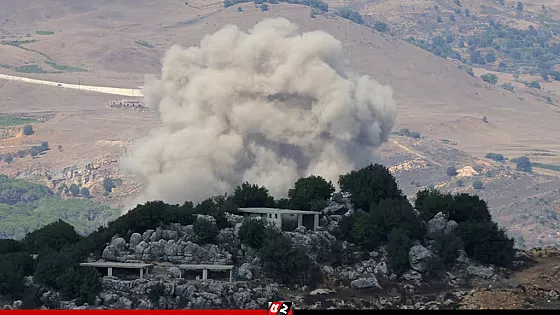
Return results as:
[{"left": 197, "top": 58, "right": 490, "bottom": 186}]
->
[{"left": 0, "top": 73, "right": 142, "bottom": 97}]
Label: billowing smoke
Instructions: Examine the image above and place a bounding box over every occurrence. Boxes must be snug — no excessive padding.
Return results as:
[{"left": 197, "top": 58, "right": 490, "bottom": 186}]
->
[{"left": 121, "top": 17, "right": 397, "bottom": 210}]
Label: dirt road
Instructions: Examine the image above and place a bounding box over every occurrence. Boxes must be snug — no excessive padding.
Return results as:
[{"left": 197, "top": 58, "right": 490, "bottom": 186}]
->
[{"left": 0, "top": 73, "right": 142, "bottom": 97}]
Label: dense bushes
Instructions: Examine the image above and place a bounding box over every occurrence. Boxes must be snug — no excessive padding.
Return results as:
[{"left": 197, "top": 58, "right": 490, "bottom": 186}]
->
[
  {"left": 259, "top": 230, "right": 310, "bottom": 285},
  {"left": 458, "top": 220, "right": 515, "bottom": 267},
  {"left": 193, "top": 218, "right": 219, "bottom": 244},
  {"left": 339, "top": 163, "right": 405, "bottom": 211},
  {"left": 23, "top": 220, "right": 82, "bottom": 254},
  {"left": 288, "top": 175, "right": 335, "bottom": 211},
  {"left": 431, "top": 232, "right": 463, "bottom": 266},
  {"left": 34, "top": 252, "right": 101, "bottom": 304},
  {"left": 0, "top": 161, "right": 520, "bottom": 305},
  {"left": 239, "top": 218, "right": 269, "bottom": 249},
  {"left": 415, "top": 190, "right": 491, "bottom": 223},
  {"left": 232, "top": 182, "right": 275, "bottom": 208},
  {"left": 0, "top": 252, "right": 34, "bottom": 296},
  {"left": 387, "top": 228, "right": 412, "bottom": 276}
]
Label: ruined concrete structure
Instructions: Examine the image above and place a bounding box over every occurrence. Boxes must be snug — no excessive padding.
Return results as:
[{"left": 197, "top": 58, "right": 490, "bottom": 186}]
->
[
  {"left": 238, "top": 207, "right": 320, "bottom": 231},
  {"left": 109, "top": 99, "right": 144, "bottom": 109}
]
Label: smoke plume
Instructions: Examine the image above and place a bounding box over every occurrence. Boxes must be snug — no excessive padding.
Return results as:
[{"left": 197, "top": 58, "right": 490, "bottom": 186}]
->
[{"left": 121, "top": 18, "right": 397, "bottom": 210}]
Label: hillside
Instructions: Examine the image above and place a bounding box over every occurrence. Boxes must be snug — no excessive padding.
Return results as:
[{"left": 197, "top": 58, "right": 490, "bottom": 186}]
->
[
  {"left": 0, "top": 175, "right": 119, "bottom": 239},
  {"left": 0, "top": 0, "right": 558, "bottom": 246}
]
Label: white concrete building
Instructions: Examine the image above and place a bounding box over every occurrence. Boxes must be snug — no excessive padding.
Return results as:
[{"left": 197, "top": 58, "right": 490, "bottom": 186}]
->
[{"left": 238, "top": 207, "right": 320, "bottom": 231}]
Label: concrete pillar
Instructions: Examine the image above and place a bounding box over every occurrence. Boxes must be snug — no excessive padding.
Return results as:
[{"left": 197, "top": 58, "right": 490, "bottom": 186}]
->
[
  {"left": 140, "top": 268, "right": 144, "bottom": 280},
  {"left": 229, "top": 269, "right": 233, "bottom": 282},
  {"left": 202, "top": 269, "right": 208, "bottom": 280},
  {"left": 297, "top": 214, "right": 303, "bottom": 227},
  {"left": 107, "top": 267, "right": 113, "bottom": 277},
  {"left": 314, "top": 214, "right": 319, "bottom": 231}
]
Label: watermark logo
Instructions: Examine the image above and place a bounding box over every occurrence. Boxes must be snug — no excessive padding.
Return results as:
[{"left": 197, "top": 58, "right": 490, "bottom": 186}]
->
[{"left": 267, "top": 301, "right": 294, "bottom": 315}]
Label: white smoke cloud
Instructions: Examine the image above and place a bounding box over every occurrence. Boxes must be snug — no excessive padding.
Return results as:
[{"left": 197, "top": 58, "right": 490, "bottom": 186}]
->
[{"left": 120, "top": 17, "right": 397, "bottom": 210}]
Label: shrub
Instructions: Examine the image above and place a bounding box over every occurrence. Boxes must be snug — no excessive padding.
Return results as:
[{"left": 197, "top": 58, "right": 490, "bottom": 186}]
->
[
  {"left": 0, "top": 239, "right": 24, "bottom": 255},
  {"left": 431, "top": 232, "right": 463, "bottom": 266},
  {"left": 528, "top": 81, "right": 541, "bottom": 89},
  {"left": 80, "top": 187, "right": 90, "bottom": 198},
  {"left": 233, "top": 182, "right": 275, "bottom": 208},
  {"left": 370, "top": 198, "right": 424, "bottom": 241},
  {"left": 387, "top": 228, "right": 412, "bottom": 276},
  {"left": 472, "top": 179, "right": 484, "bottom": 189},
  {"left": 317, "top": 241, "right": 360, "bottom": 267},
  {"left": 458, "top": 220, "right": 515, "bottom": 266},
  {"left": 338, "top": 163, "right": 405, "bottom": 211},
  {"left": 23, "top": 220, "right": 82, "bottom": 254},
  {"left": 0, "top": 252, "right": 34, "bottom": 296},
  {"left": 103, "top": 178, "right": 116, "bottom": 193},
  {"left": 259, "top": 232, "right": 310, "bottom": 284},
  {"left": 501, "top": 83, "right": 515, "bottom": 91},
  {"left": 336, "top": 213, "right": 362, "bottom": 243},
  {"left": 69, "top": 184, "right": 80, "bottom": 197},
  {"left": 414, "top": 189, "right": 454, "bottom": 221},
  {"left": 22, "top": 125, "right": 34, "bottom": 135},
  {"left": 481, "top": 73, "right": 498, "bottom": 85},
  {"left": 351, "top": 213, "right": 384, "bottom": 251},
  {"left": 514, "top": 156, "right": 532, "bottom": 172},
  {"left": 148, "top": 283, "right": 166, "bottom": 304},
  {"left": 374, "top": 22, "right": 388, "bottom": 32},
  {"left": 415, "top": 190, "right": 491, "bottom": 223},
  {"left": 239, "top": 218, "right": 268, "bottom": 249},
  {"left": 193, "top": 218, "right": 219, "bottom": 244},
  {"left": 288, "top": 175, "right": 335, "bottom": 211},
  {"left": 446, "top": 166, "right": 458, "bottom": 176},
  {"left": 485, "top": 152, "right": 505, "bottom": 162},
  {"left": 3, "top": 154, "right": 13, "bottom": 164}
]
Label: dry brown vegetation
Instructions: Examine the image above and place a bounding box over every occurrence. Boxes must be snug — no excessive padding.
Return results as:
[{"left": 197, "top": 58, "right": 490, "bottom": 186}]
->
[{"left": 0, "top": 0, "right": 559, "bottom": 245}]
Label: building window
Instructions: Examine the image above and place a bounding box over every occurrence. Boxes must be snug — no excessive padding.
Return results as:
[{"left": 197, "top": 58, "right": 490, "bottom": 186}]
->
[{"left": 275, "top": 214, "right": 278, "bottom": 219}]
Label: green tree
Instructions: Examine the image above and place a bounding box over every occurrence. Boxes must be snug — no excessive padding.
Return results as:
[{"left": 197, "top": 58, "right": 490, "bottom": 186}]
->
[
  {"left": 259, "top": 232, "right": 310, "bottom": 284},
  {"left": 432, "top": 231, "right": 463, "bottom": 266},
  {"left": 239, "top": 218, "right": 269, "bottom": 249},
  {"left": 232, "top": 182, "right": 275, "bottom": 208},
  {"left": 446, "top": 166, "right": 458, "bottom": 176},
  {"left": 80, "top": 187, "right": 90, "bottom": 198},
  {"left": 23, "top": 220, "right": 82, "bottom": 254},
  {"left": 0, "top": 239, "right": 23, "bottom": 255},
  {"left": 69, "top": 184, "right": 80, "bottom": 197},
  {"left": 485, "top": 152, "right": 505, "bottom": 162},
  {"left": 338, "top": 164, "right": 405, "bottom": 211},
  {"left": 0, "top": 252, "right": 34, "bottom": 296},
  {"left": 193, "top": 217, "right": 219, "bottom": 244},
  {"left": 414, "top": 189, "right": 454, "bottom": 221},
  {"left": 370, "top": 198, "right": 424, "bottom": 241},
  {"left": 481, "top": 73, "right": 498, "bottom": 85},
  {"left": 3, "top": 154, "right": 14, "bottom": 164},
  {"left": 103, "top": 178, "right": 116, "bottom": 193},
  {"left": 472, "top": 179, "right": 484, "bottom": 189},
  {"left": 22, "top": 125, "right": 34, "bottom": 136},
  {"left": 288, "top": 175, "right": 335, "bottom": 211},
  {"left": 387, "top": 228, "right": 412, "bottom": 276},
  {"left": 516, "top": 1, "right": 523, "bottom": 11},
  {"left": 458, "top": 220, "right": 515, "bottom": 266},
  {"left": 374, "top": 22, "right": 388, "bottom": 32},
  {"left": 515, "top": 156, "right": 532, "bottom": 172}
]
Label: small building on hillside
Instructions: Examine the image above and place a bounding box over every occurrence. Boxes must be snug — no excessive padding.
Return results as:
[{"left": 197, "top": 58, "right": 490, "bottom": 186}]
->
[
  {"left": 109, "top": 99, "right": 144, "bottom": 109},
  {"left": 238, "top": 207, "right": 320, "bottom": 231}
]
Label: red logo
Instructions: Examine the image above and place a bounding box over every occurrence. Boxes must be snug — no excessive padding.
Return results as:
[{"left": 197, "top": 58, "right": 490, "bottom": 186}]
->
[{"left": 267, "top": 301, "right": 294, "bottom": 315}]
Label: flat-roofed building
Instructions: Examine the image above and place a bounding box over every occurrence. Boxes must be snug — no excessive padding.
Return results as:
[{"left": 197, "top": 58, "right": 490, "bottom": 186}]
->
[
  {"left": 238, "top": 207, "right": 320, "bottom": 231},
  {"left": 80, "top": 262, "right": 152, "bottom": 280},
  {"left": 178, "top": 264, "right": 234, "bottom": 282}
]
